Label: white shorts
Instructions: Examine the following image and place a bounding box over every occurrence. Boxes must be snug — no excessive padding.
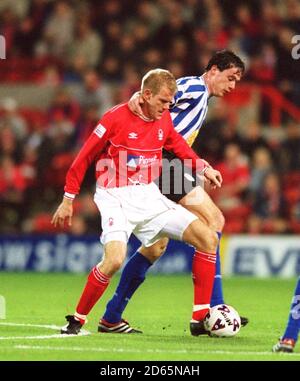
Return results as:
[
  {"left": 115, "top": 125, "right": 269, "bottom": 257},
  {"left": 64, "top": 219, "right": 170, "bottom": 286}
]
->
[{"left": 94, "top": 182, "right": 197, "bottom": 247}]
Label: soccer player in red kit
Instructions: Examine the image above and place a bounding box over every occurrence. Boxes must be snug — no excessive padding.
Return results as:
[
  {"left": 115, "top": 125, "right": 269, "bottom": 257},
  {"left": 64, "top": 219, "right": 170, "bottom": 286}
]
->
[{"left": 52, "top": 69, "right": 222, "bottom": 335}]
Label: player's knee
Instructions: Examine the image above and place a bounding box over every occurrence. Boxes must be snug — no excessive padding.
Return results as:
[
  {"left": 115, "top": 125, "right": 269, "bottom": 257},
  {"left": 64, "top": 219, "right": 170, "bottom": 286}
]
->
[
  {"left": 110, "top": 258, "right": 124, "bottom": 274},
  {"left": 140, "top": 242, "right": 167, "bottom": 263},
  {"left": 216, "top": 210, "right": 225, "bottom": 232},
  {"left": 100, "top": 256, "right": 124, "bottom": 275},
  {"left": 206, "top": 207, "right": 225, "bottom": 232},
  {"left": 201, "top": 230, "right": 219, "bottom": 253},
  {"left": 157, "top": 239, "right": 168, "bottom": 255},
  {"left": 141, "top": 248, "right": 162, "bottom": 262}
]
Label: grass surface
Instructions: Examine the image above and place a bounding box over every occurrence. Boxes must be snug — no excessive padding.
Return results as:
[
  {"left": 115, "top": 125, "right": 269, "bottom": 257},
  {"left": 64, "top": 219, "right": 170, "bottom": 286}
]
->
[{"left": 0, "top": 273, "right": 299, "bottom": 361}]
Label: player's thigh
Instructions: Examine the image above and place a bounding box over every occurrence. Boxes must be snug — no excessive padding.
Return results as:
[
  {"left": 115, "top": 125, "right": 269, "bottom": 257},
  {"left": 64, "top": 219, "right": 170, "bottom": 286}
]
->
[
  {"left": 179, "top": 186, "right": 225, "bottom": 231},
  {"left": 94, "top": 189, "right": 133, "bottom": 243},
  {"left": 182, "top": 219, "right": 218, "bottom": 253}
]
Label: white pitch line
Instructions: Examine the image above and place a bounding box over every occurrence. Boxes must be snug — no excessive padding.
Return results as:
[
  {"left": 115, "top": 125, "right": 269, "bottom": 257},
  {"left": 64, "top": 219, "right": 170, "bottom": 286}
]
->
[
  {"left": 11, "top": 345, "right": 300, "bottom": 357},
  {"left": 0, "top": 322, "right": 90, "bottom": 340},
  {"left": 0, "top": 322, "right": 63, "bottom": 330}
]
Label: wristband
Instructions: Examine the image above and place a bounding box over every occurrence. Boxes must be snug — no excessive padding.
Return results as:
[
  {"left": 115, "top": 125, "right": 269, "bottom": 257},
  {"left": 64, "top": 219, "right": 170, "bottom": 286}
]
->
[{"left": 63, "top": 192, "right": 76, "bottom": 200}]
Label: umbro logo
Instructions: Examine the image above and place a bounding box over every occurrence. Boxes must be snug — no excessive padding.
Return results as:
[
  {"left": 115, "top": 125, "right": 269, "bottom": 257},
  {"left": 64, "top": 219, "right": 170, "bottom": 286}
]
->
[{"left": 128, "top": 132, "right": 138, "bottom": 139}]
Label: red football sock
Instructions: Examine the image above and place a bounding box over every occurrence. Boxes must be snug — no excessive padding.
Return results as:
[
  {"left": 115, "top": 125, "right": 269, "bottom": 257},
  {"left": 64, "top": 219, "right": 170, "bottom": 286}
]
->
[
  {"left": 192, "top": 250, "right": 216, "bottom": 321},
  {"left": 75, "top": 266, "right": 110, "bottom": 323}
]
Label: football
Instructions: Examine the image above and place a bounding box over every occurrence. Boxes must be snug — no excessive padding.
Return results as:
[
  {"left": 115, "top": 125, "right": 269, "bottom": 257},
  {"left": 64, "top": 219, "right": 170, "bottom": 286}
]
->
[{"left": 204, "top": 304, "right": 241, "bottom": 337}]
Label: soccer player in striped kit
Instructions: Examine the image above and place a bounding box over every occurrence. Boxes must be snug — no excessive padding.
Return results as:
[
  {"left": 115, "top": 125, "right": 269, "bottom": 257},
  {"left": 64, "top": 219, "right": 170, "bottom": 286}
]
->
[
  {"left": 273, "top": 277, "right": 300, "bottom": 353},
  {"left": 99, "top": 50, "right": 248, "bottom": 335}
]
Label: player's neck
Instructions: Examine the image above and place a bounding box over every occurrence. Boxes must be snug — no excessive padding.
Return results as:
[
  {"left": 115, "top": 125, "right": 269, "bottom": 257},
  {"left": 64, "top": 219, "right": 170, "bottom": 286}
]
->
[
  {"left": 202, "top": 72, "right": 212, "bottom": 96},
  {"left": 140, "top": 104, "right": 154, "bottom": 122}
]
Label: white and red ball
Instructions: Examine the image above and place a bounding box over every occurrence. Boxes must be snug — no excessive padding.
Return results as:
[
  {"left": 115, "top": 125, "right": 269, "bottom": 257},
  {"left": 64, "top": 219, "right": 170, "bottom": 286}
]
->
[{"left": 204, "top": 304, "right": 241, "bottom": 337}]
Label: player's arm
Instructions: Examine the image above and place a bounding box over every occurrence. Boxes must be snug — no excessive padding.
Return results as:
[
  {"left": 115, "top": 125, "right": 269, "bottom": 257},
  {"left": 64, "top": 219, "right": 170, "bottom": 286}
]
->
[
  {"left": 164, "top": 119, "right": 222, "bottom": 188},
  {"left": 51, "top": 121, "right": 111, "bottom": 228}
]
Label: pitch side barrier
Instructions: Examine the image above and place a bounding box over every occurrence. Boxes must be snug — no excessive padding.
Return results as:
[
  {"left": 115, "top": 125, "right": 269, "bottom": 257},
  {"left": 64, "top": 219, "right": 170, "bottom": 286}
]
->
[
  {"left": 0, "top": 234, "right": 299, "bottom": 276},
  {"left": 0, "top": 234, "right": 194, "bottom": 274}
]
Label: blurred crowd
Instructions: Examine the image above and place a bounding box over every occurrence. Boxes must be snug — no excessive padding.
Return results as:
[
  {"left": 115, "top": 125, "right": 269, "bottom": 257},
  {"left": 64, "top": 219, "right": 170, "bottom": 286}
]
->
[{"left": 0, "top": 0, "right": 300, "bottom": 235}]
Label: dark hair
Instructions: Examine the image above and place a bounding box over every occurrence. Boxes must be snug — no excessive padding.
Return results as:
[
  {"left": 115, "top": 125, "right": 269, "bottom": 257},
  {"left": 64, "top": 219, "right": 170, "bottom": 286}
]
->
[{"left": 205, "top": 50, "right": 245, "bottom": 73}]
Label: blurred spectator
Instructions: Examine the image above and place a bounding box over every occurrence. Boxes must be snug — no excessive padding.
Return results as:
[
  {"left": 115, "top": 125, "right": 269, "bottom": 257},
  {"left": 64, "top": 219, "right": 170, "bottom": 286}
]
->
[
  {"left": 154, "top": 8, "right": 193, "bottom": 52},
  {"left": 101, "top": 55, "right": 123, "bottom": 83},
  {"left": 102, "top": 21, "right": 122, "bottom": 57},
  {"left": 67, "top": 18, "right": 103, "bottom": 69},
  {"left": 40, "top": 0, "right": 75, "bottom": 58},
  {"left": 279, "top": 121, "right": 300, "bottom": 171},
  {"left": 69, "top": 215, "right": 88, "bottom": 236},
  {"left": 246, "top": 47, "right": 276, "bottom": 85},
  {"left": 94, "top": 0, "right": 123, "bottom": 36},
  {"left": 0, "top": 7, "right": 18, "bottom": 54},
  {"left": 213, "top": 143, "right": 250, "bottom": 224},
  {"left": 73, "top": 193, "right": 100, "bottom": 234},
  {"left": 116, "top": 65, "right": 140, "bottom": 104},
  {"left": 0, "top": 0, "right": 29, "bottom": 19},
  {"left": 0, "top": 124, "right": 22, "bottom": 162},
  {"left": 134, "top": 0, "right": 163, "bottom": 35},
  {"left": 234, "top": 4, "right": 262, "bottom": 55},
  {"left": 249, "top": 147, "right": 274, "bottom": 194},
  {"left": 75, "top": 69, "right": 113, "bottom": 117},
  {"left": 37, "top": 64, "right": 61, "bottom": 86},
  {"left": 63, "top": 54, "right": 89, "bottom": 84},
  {"left": 284, "top": 0, "right": 300, "bottom": 31},
  {"left": 14, "top": 17, "right": 40, "bottom": 57},
  {"left": 239, "top": 121, "right": 270, "bottom": 158},
  {"left": 0, "top": 155, "right": 26, "bottom": 195},
  {"left": 19, "top": 145, "right": 38, "bottom": 189},
  {"left": 275, "top": 25, "right": 300, "bottom": 106},
  {"left": 48, "top": 88, "right": 80, "bottom": 126},
  {"left": 248, "top": 172, "right": 289, "bottom": 234},
  {"left": 76, "top": 105, "right": 100, "bottom": 145},
  {"left": 0, "top": 98, "right": 27, "bottom": 140},
  {"left": 0, "top": 155, "right": 27, "bottom": 232}
]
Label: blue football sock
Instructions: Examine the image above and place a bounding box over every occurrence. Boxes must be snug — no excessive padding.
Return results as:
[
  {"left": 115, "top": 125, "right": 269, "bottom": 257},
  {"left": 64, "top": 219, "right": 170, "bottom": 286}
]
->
[
  {"left": 102, "top": 252, "right": 152, "bottom": 323},
  {"left": 210, "top": 232, "right": 225, "bottom": 307},
  {"left": 282, "top": 276, "right": 300, "bottom": 342}
]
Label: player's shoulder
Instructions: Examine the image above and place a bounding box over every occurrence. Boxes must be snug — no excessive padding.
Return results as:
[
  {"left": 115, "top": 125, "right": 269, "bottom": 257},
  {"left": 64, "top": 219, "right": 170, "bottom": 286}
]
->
[
  {"left": 103, "top": 103, "right": 128, "bottom": 117},
  {"left": 160, "top": 110, "right": 173, "bottom": 127},
  {"left": 174, "top": 75, "right": 207, "bottom": 102},
  {"left": 176, "top": 75, "right": 204, "bottom": 87},
  {"left": 101, "top": 103, "right": 133, "bottom": 124}
]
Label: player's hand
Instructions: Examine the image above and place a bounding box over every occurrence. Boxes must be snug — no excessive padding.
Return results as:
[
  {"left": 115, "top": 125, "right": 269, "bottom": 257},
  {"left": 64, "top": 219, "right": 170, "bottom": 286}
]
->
[
  {"left": 51, "top": 198, "right": 73, "bottom": 228},
  {"left": 204, "top": 167, "right": 222, "bottom": 189},
  {"left": 128, "top": 91, "right": 145, "bottom": 117}
]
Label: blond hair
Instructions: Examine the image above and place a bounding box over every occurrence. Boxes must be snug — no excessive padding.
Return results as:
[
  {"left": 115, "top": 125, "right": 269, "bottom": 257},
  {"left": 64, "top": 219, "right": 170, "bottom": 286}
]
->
[{"left": 141, "top": 68, "right": 177, "bottom": 95}]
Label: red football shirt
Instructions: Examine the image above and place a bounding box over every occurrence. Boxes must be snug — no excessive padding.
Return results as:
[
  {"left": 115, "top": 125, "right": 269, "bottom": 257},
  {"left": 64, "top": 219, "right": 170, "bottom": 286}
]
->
[{"left": 64, "top": 103, "right": 207, "bottom": 195}]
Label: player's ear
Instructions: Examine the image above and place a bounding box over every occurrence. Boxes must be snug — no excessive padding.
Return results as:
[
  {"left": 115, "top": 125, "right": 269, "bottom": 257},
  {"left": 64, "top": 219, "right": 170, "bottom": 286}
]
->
[
  {"left": 142, "top": 88, "right": 152, "bottom": 101},
  {"left": 210, "top": 65, "right": 220, "bottom": 75}
]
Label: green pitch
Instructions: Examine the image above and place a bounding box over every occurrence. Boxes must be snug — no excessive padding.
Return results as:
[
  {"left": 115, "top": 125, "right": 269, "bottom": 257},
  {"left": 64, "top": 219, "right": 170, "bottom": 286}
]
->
[{"left": 0, "top": 273, "right": 299, "bottom": 361}]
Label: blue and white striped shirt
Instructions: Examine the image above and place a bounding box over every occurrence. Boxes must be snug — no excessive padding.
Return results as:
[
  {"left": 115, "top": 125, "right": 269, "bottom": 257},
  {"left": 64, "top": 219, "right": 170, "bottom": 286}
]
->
[{"left": 170, "top": 75, "right": 209, "bottom": 147}]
